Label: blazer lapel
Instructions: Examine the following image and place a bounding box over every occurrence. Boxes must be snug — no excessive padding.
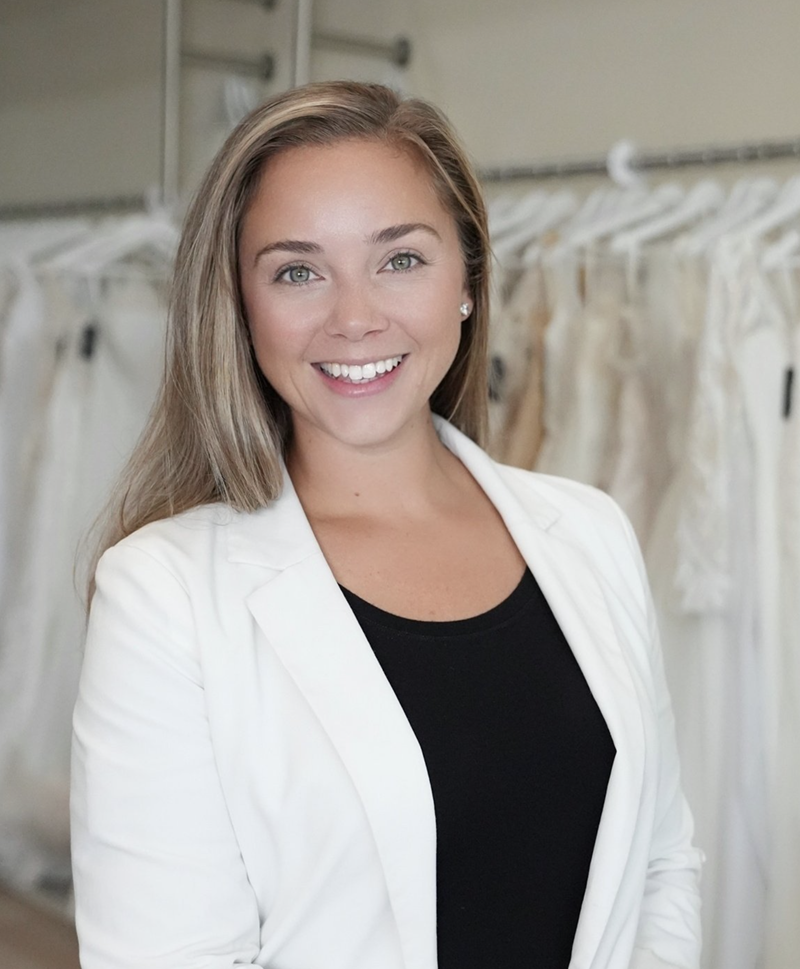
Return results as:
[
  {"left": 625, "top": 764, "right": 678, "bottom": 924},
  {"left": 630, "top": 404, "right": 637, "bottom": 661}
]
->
[
  {"left": 436, "top": 419, "right": 647, "bottom": 967},
  {"left": 234, "top": 476, "right": 437, "bottom": 969}
]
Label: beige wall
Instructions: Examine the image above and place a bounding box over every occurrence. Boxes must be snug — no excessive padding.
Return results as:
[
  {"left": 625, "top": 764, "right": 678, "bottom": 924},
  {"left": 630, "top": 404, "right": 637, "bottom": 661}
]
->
[
  {"left": 1, "top": 0, "right": 799, "bottom": 209},
  {"left": 408, "top": 0, "right": 800, "bottom": 166},
  {"left": 0, "top": 1, "right": 163, "bottom": 206}
]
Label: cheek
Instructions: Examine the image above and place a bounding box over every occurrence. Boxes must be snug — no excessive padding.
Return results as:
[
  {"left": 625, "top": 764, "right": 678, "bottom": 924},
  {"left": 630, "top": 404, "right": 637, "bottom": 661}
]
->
[
  {"left": 246, "top": 294, "right": 307, "bottom": 353},
  {"left": 246, "top": 307, "right": 300, "bottom": 387}
]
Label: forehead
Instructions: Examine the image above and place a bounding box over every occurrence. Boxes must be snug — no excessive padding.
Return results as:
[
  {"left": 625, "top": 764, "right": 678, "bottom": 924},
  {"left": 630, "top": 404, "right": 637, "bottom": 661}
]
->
[{"left": 244, "top": 139, "right": 455, "bottom": 233}]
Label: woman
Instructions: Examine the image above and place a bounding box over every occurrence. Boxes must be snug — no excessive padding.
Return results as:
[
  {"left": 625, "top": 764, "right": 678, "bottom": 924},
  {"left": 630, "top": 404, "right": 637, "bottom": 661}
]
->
[{"left": 71, "top": 81, "right": 702, "bottom": 969}]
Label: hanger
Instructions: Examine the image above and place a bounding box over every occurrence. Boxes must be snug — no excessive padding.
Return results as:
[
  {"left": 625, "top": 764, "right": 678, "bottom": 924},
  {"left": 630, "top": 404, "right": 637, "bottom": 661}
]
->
[
  {"left": 488, "top": 189, "right": 548, "bottom": 242},
  {"left": 518, "top": 191, "right": 580, "bottom": 265},
  {"left": 561, "top": 182, "right": 684, "bottom": 248},
  {"left": 487, "top": 194, "right": 523, "bottom": 230},
  {"left": 678, "top": 177, "right": 779, "bottom": 256},
  {"left": 761, "top": 228, "right": 800, "bottom": 272},
  {"left": 611, "top": 180, "right": 724, "bottom": 252},
  {"left": 44, "top": 213, "right": 177, "bottom": 276},
  {"left": 493, "top": 190, "right": 577, "bottom": 264},
  {"left": 734, "top": 173, "right": 800, "bottom": 244},
  {"left": 0, "top": 219, "right": 93, "bottom": 266}
]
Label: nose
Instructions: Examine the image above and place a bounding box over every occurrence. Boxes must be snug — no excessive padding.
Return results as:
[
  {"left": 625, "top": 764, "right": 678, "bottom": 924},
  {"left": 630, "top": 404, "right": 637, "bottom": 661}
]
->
[{"left": 323, "top": 280, "right": 388, "bottom": 341}]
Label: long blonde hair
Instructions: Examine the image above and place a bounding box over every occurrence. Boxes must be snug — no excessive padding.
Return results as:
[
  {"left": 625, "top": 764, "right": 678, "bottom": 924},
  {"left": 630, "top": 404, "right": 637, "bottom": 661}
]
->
[{"left": 86, "top": 81, "right": 491, "bottom": 594}]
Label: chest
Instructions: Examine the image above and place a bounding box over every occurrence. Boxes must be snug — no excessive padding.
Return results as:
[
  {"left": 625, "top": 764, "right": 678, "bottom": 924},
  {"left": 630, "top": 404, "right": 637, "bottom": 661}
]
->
[{"left": 309, "top": 508, "right": 527, "bottom": 621}]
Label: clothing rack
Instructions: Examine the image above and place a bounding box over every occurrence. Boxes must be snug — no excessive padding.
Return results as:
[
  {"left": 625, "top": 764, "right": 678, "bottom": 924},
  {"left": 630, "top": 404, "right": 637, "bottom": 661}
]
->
[
  {"left": 0, "top": 1, "right": 410, "bottom": 221},
  {"left": 312, "top": 31, "right": 411, "bottom": 67},
  {"left": 0, "top": 194, "right": 152, "bottom": 222},
  {"left": 161, "top": 0, "right": 410, "bottom": 202},
  {"left": 479, "top": 136, "right": 800, "bottom": 182}
]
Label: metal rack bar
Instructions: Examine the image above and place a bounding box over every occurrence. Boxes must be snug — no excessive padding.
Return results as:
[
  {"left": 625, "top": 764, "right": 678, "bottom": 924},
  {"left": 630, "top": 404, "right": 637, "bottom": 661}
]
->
[
  {"left": 162, "top": 0, "right": 182, "bottom": 206},
  {"left": 292, "top": 0, "right": 313, "bottom": 87},
  {"left": 182, "top": 48, "right": 276, "bottom": 80},
  {"left": 312, "top": 30, "right": 411, "bottom": 67},
  {"left": 226, "top": 0, "right": 278, "bottom": 9},
  {"left": 479, "top": 136, "right": 800, "bottom": 182},
  {"left": 0, "top": 194, "right": 151, "bottom": 222}
]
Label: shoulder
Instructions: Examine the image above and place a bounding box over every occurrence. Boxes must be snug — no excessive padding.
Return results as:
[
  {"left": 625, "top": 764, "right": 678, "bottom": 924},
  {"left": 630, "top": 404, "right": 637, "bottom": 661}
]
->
[
  {"left": 498, "top": 462, "right": 622, "bottom": 521},
  {"left": 437, "top": 416, "right": 627, "bottom": 533},
  {"left": 96, "top": 504, "right": 248, "bottom": 596},
  {"left": 495, "top": 461, "right": 636, "bottom": 548},
  {"left": 112, "top": 502, "right": 234, "bottom": 556}
]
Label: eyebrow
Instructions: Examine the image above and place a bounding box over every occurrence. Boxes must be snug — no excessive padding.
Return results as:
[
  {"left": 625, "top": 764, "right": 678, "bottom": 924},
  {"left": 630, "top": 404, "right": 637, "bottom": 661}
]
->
[
  {"left": 252, "top": 223, "right": 442, "bottom": 267},
  {"left": 252, "top": 239, "right": 322, "bottom": 267},
  {"left": 368, "top": 222, "right": 443, "bottom": 245}
]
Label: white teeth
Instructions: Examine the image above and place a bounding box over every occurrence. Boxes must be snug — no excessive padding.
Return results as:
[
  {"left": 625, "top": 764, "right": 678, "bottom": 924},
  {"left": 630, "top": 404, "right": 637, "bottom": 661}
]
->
[{"left": 319, "top": 355, "right": 403, "bottom": 383}]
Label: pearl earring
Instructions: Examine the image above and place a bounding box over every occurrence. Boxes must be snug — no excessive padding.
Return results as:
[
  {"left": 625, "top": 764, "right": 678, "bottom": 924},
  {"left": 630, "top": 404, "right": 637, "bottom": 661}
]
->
[{"left": 460, "top": 303, "right": 470, "bottom": 317}]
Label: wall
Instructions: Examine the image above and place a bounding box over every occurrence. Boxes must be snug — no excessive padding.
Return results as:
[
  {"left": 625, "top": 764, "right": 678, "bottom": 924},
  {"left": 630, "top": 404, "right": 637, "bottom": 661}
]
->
[
  {"left": 2, "top": 0, "right": 800, "bottom": 210},
  {"left": 0, "top": 0, "right": 163, "bottom": 207},
  {"left": 0, "top": 0, "right": 296, "bottom": 209},
  {"left": 407, "top": 0, "right": 800, "bottom": 169}
]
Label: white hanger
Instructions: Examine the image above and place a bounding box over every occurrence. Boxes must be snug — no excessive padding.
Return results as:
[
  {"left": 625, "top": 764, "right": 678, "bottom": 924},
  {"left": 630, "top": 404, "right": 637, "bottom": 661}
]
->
[
  {"left": 761, "top": 228, "right": 800, "bottom": 272},
  {"left": 562, "top": 182, "right": 684, "bottom": 248},
  {"left": 0, "top": 219, "right": 92, "bottom": 266},
  {"left": 488, "top": 190, "right": 548, "bottom": 241},
  {"left": 735, "top": 173, "right": 800, "bottom": 244},
  {"left": 493, "top": 190, "right": 577, "bottom": 264},
  {"left": 606, "top": 140, "right": 647, "bottom": 190},
  {"left": 487, "top": 194, "right": 522, "bottom": 229},
  {"left": 678, "top": 177, "right": 779, "bottom": 256},
  {"left": 611, "top": 180, "right": 724, "bottom": 251},
  {"left": 518, "top": 191, "right": 580, "bottom": 265},
  {"left": 45, "top": 213, "right": 177, "bottom": 276},
  {"left": 558, "top": 186, "right": 634, "bottom": 239}
]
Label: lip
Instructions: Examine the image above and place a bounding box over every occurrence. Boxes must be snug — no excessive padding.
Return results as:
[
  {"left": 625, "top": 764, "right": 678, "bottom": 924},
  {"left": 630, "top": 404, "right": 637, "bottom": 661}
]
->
[{"left": 313, "top": 354, "right": 406, "bottom": 397}]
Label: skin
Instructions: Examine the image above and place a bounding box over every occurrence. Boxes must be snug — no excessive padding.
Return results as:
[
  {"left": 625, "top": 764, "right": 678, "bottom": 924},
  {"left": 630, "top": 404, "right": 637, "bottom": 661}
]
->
[{"left": 239, "top": 138, "right": 524, "bottom": 620}]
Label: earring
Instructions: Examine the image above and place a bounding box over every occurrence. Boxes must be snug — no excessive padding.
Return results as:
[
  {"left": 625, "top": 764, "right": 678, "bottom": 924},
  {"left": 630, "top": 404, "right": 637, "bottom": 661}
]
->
[{"left": 460, "top": 303, "right": 470, "bottom": 317}]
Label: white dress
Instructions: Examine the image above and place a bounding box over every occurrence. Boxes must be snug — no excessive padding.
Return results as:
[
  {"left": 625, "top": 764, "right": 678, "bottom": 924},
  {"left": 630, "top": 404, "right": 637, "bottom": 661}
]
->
[
  {"left": 646, "top": 238, "right": 786, "bottom": 969},
  {"left": 0, "top": 269, "right": 167, "bottom": 893},
  {"left": 762, "top": 262, "right": 800, "bottom": 969},
  {"left": 537, "top": 248, "right": 625, "bottom": 491}
]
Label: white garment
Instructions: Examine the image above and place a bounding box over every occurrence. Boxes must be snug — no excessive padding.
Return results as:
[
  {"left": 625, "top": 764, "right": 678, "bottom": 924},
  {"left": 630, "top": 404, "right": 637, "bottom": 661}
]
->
[
  {"left": 487, "top": 261, "right": 543, "bottom": 451},
  {"left": 0, "top": 270, "right": 167, "bottom": 892},
  {"left": 646, "top": 240, "right": 779, "bottom": 969},
  {"left": 761, "top": 265, "right": 800, "bottom": 969},
  {"left": 0, "top": 264, "right": 58, "bottom": 614},
  {"left": 536, "top": 247, "right": 585, "bottom": 476},
  {"left": 538, "top": 250, "right": 624, "bottom": 490},
  {"left": 607, "top": 247, "right": 693, "bottom": 547}
]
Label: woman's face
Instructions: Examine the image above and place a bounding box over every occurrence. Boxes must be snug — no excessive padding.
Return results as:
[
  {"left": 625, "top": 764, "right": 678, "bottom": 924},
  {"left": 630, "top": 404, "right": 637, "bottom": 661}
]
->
[{"left": 238, "top": 138, "right": 470, "bottom": 455}]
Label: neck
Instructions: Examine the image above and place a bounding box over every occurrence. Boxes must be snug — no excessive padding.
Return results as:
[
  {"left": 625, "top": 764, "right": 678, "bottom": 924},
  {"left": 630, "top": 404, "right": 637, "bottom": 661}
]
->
[{"left": 287, "top": 413, "right": 464, "bottom": 523}]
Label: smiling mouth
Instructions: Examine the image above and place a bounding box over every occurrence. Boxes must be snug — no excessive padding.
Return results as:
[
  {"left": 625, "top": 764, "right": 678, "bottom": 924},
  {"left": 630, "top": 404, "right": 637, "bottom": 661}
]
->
[{"left": 317, "top": 355, "right": 405, "bottom": 384}]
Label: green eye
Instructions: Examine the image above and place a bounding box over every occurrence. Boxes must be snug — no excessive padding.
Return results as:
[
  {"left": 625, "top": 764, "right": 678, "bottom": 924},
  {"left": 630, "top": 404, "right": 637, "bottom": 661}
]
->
[
  {"left": 389, "top": 253, "right": 414, "bottom": 271},
  {"left": 287, "top": 265, "right": 311, "bottom": 283}
]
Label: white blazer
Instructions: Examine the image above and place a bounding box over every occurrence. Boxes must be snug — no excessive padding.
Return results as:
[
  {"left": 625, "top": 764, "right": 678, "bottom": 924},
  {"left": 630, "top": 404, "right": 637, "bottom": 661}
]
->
[{"left": 71, "top": 418, "right": 702, "bottom": 969}]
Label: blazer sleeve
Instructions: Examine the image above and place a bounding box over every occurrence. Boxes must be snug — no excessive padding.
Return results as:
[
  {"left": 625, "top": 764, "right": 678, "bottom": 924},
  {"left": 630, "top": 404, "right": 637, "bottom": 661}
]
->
[
  {"left": 612, "top": 504, "right": 704, "bottom": 969},
  {"left": 71, "top": 543, "right": 263, "bottom": 969}
]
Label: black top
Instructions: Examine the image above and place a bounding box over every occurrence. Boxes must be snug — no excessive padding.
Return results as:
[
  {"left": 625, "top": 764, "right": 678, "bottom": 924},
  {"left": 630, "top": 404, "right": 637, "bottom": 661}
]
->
[{"left": 340, "top": 568, "right": 616, "bottom": 969}]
